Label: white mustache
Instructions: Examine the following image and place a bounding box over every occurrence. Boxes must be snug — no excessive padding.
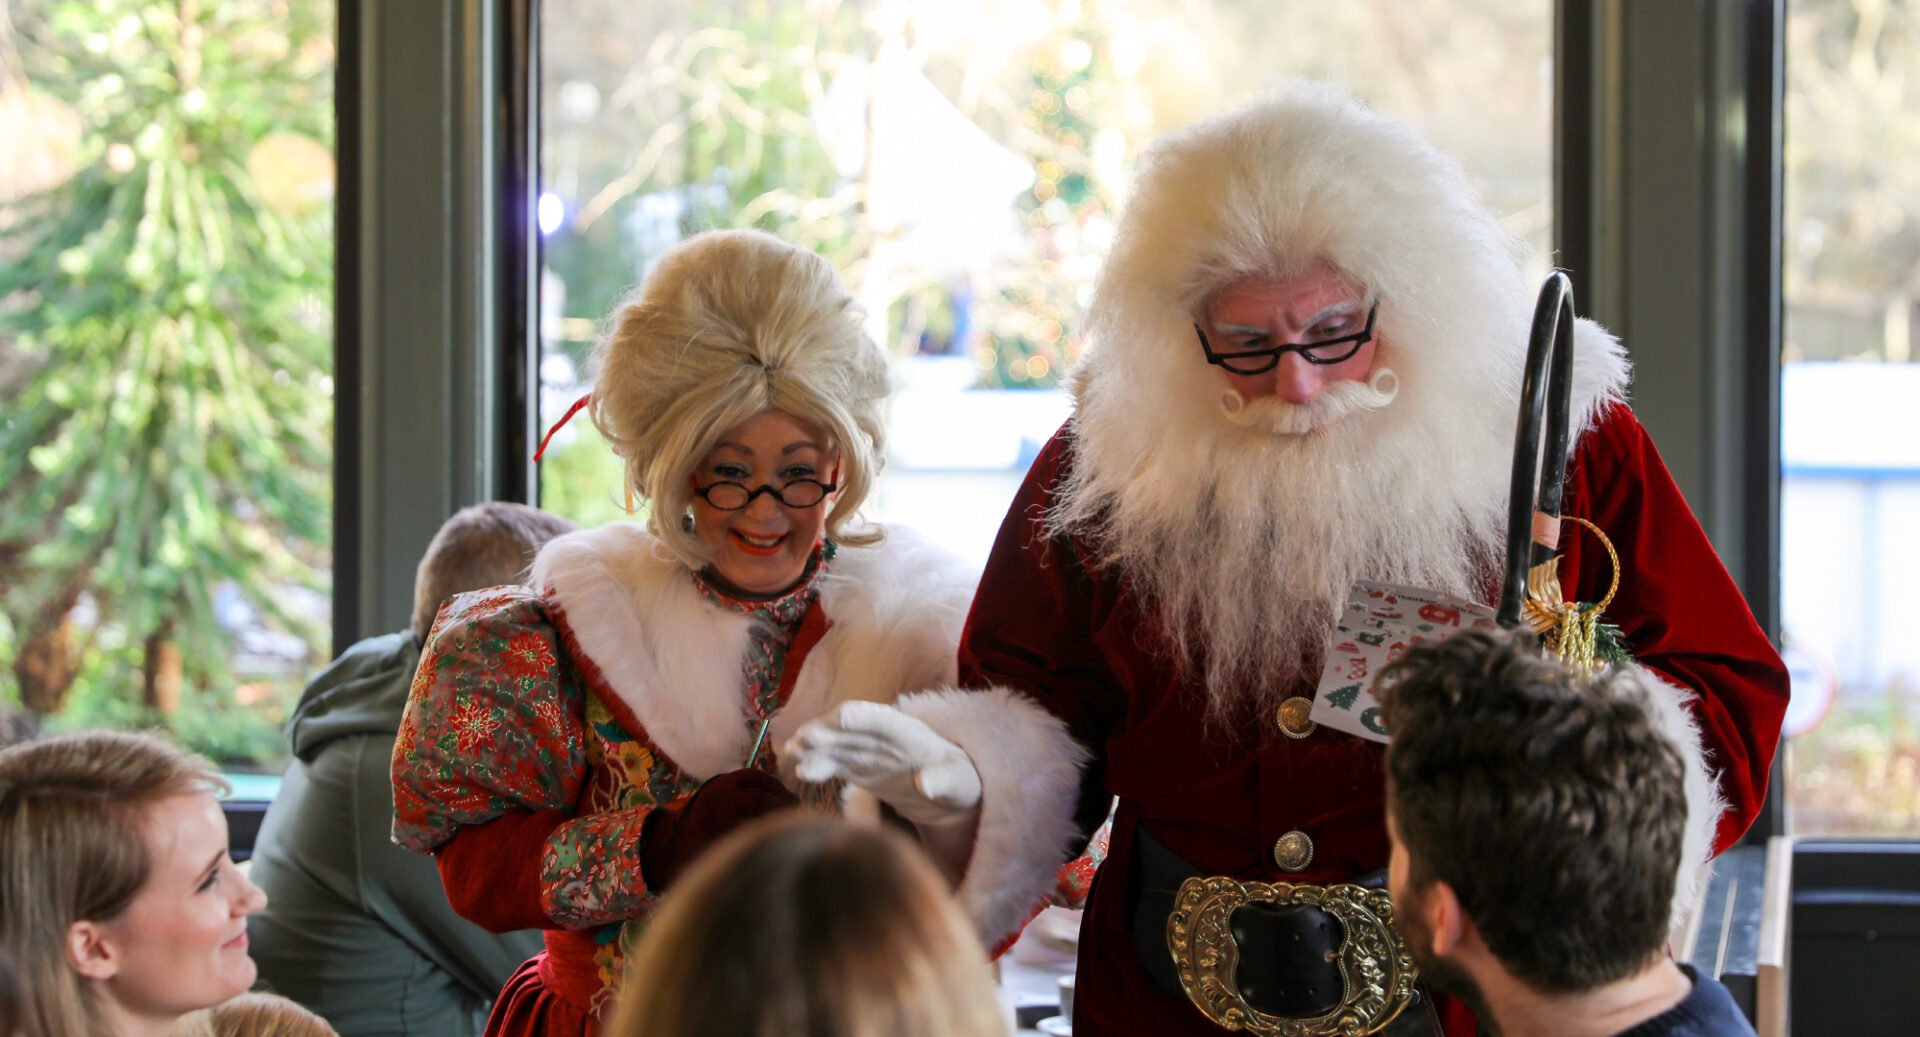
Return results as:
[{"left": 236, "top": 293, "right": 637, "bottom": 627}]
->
[{"left": 1219, "top": 367, "right": 1401, "bottom": 434}]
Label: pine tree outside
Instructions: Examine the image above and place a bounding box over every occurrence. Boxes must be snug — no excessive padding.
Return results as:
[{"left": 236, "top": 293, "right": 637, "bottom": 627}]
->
[{"left": 0, "top": 0, "right": 334, "bottom": 767}]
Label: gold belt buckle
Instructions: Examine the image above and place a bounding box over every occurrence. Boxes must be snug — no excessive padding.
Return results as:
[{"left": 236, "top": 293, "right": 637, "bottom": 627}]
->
[{"left": 1166, "top": 875, "right": 1418, "bottom": 1036}]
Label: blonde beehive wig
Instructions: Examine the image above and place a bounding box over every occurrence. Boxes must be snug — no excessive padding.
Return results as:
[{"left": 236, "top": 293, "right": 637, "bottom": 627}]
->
[{"left": 589, "top": 229, "right": 890, "bottom": 569}]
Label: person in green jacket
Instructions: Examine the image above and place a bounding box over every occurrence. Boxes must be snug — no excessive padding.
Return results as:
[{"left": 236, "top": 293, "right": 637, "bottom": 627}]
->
[{"left": 248, "top": 502, "right": 575, "bottom": 1036}]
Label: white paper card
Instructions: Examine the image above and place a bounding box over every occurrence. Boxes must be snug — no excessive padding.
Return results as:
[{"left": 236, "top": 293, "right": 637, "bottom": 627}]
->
[{"left": 1309, "top": 581, "right": 1501, "bottom": 744}]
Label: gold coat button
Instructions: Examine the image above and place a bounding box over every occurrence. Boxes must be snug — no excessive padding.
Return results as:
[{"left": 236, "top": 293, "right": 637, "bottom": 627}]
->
[
  {"left": 1272, "top": 830, "right": 1314, "bottom": 872},
  {"left": 1275, "top": 696, "right": 1317, "bottom": 739}
]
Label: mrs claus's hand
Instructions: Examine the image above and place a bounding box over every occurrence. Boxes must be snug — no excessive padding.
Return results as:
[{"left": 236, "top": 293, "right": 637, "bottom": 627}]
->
[{"left": 786, "top": 701, "right": 981, "bottom": 826}]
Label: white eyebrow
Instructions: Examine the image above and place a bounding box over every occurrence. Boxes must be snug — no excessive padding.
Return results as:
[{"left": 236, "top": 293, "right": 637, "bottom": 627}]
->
[
  {"left": 1210, "top": 302, "right": 1363, "bottom": 338},
  {"left": 1205, "top": 299, "right": 1359, "bottom": 336},
  {"left": 1297, "top": 300, "right": 1362, "bottom": 326}
]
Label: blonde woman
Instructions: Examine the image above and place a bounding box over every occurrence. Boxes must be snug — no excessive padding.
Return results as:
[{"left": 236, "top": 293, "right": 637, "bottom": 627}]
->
[
  {"left": 608, "top": 814, "right": 1008, "bottom": 1037},
  {"left": 169, "top": 992, "right": 339, "bottom": 1037},
  {"left": 393, "top": 229, "right": 1077, "bottom": 1036},
  {"left": 0, "top": 731, "right": 268, "bottom": 1037}
]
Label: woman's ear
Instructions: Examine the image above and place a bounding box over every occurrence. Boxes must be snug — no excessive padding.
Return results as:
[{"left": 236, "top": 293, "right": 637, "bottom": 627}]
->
[{"left": 67, "top": 919, "right": 120, "bottom": 981}]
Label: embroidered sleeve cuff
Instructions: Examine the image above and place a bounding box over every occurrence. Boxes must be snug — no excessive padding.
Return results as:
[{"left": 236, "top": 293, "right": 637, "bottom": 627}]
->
[{"left": 538, "top": 805, "right": 660, "bottom": 929}]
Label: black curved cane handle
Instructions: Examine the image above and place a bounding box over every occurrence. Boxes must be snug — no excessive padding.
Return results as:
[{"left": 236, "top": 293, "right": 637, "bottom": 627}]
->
[{"left": 1497, "top": 273, "right": 1579, "bottom": 629}]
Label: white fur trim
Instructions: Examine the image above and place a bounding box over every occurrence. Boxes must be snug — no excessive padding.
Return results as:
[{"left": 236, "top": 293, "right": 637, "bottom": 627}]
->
[
  {"left": 1621, "top": 662, "right": 1730, "bottom": 940},
  {"left": 531, "top": 524, "right": 758, "bottom": 779},
  {"left": 530, "top": 523, "right": 975, "bottom": 782},
  {"left": 773, "top": 526, "right": 975, "bottom": 763},
  {"left": 1568, "top": 317, "right": 1631, "bottom": 446},
  {"left": 894, "top": 686, "right": 1091, "bottom": 948}
]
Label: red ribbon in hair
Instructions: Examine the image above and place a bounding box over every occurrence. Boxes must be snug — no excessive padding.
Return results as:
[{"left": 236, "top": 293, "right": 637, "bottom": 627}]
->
[{"left": 533, "top": 393, "right": 593, "bottom": 462}]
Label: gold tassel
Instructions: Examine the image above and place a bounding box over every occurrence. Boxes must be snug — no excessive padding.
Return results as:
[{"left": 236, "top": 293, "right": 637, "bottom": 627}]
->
[{"left": 1524, "top": 515, "right": 1621, "bottom": 676}]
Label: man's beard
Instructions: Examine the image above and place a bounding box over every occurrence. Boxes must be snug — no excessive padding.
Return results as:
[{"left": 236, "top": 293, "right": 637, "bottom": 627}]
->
[
  {"left": 1050, "top": 363, "right": 1509, "bottom": 726},
  {"left": 1398, "top": 886, "right": 1498, "bottom": 1034}
]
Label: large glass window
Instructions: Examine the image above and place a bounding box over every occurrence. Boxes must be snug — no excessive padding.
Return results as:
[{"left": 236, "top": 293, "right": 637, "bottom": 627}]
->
[
  {"left": 536, "top": 0, "right": 1551, "bottom": 564},
  {"left": 0, "top": 0, "right": 334, "bottom": 772},
  {"left": 1780, "top": 0, "right": 1920, "bottom": 836}
]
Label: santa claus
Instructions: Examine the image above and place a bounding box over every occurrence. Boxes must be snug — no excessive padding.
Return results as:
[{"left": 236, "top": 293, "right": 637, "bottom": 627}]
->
[{"left": 792, "top": 83, "right": 1787, "bottom": 1036}]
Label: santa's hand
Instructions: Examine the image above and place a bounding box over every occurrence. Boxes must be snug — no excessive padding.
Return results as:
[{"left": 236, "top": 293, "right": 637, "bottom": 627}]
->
[{"left": 787, "top": 701, "right": 982, "bottom": 826}]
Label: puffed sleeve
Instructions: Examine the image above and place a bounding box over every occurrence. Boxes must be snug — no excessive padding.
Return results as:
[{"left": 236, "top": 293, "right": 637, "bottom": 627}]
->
[
  {"left": 392, "top": 589, "right": 589, "bottom": 851},
  {"left": 393, "top": 588, "right": 662, "bottom": 932}
]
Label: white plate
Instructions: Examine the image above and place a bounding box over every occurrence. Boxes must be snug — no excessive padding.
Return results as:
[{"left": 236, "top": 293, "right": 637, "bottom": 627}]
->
[{"left": 1036, "top": 1016, "right": 1072, "bottom": 1036}]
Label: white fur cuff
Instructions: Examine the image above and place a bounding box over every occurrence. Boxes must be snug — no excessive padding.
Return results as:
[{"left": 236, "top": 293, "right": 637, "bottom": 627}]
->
[
  {"left": 894, "top": 686, "right": 1091, "bottom": 948},
  {"left": 1621, "top": 662, "right": 1730, "bottom": 940}
]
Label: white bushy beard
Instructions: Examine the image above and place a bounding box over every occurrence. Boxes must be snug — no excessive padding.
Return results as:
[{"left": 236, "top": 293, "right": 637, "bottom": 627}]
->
[{"left": 1051, "top": 363, "right": 1512, "bottom": 728}]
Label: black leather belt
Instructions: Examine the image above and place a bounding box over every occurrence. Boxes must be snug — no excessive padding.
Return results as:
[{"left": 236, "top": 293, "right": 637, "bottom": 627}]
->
[{"left": 1128, "top": 826, "right": 1442, "bottom": 1036}]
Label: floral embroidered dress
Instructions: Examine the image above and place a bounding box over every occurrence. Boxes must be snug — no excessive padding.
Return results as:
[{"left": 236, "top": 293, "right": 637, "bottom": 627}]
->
[
  {"left": 393, "top": 521, "right": 1082, "bottom": 1037},
  {"left": 393, "top": 546, "right": 830, "bottom": 1036}
]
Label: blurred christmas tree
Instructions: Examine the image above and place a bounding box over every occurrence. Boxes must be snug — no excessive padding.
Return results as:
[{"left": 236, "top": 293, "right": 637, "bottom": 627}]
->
[{"left": 978, "top": 0, "right": 1133, "bottom": 389}]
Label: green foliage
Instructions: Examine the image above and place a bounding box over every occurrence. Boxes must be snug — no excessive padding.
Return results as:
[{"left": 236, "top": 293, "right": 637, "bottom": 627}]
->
[
  {"left": 539, "top": 423, "right": 644, "bottom": 530},
  {"left": 1784, "top": 0, "right": 1920, "bottom": 302},
  {"left": 0, "top": 0, "right": 334, "bottom": 724},
  {"left": 42, "top": 646, "right": 295, "bottom": 768},
  {"left": 1789, "top": 675, "right": 1920, "bottom": 837},
  {"left": 544, "top": 1, "right": 864, "bottom": 332}
]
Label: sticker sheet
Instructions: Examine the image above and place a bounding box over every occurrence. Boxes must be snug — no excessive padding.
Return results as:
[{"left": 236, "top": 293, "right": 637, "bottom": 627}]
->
[{"left": 1309, "top": 580, "right": 1500, "bottom": 744}]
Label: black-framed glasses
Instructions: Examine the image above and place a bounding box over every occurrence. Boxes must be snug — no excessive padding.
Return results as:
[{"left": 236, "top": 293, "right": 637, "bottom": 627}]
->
[
  {"left": 1194, "top": 301, "right": 1379, "bottom": 375},
  {"left": 693, "top": 479, "right": 837, "bottom": 510}
]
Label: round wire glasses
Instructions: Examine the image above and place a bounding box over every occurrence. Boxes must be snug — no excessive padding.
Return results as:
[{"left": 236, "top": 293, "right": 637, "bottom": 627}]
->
[{"left": 693, "top": 479, "right": 837, "bottom": 510}]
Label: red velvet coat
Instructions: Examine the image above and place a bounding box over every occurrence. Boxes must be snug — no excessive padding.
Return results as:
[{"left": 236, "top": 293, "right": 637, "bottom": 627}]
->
[{"left": 958, "top": 402, "right": 1788, "bottom": 1037}]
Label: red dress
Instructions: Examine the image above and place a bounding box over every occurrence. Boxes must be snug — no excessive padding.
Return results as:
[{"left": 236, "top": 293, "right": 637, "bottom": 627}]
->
[{"left": 957, "top": 403, "right": 1790, "bottom": 1037}]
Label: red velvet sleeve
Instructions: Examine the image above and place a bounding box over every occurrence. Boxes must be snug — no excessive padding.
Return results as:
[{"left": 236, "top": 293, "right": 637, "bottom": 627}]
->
[
  {"left": 957, "top": 428, "right": 1124, "bottom": 842},
  {"left": 1562, "top": 402, "right": 1790, "bottom": 850},
  {"left": 435, "top": 809, "right": 573, "bottom": 933}
]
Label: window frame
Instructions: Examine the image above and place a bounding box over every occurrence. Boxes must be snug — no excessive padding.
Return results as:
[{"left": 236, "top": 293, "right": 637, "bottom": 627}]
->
[
  {"left": 332, "top": 0, "right": 539, "bottom": 649},
  {"left": 1556, "top": 0, "right": 1786, "bottom": 842}
]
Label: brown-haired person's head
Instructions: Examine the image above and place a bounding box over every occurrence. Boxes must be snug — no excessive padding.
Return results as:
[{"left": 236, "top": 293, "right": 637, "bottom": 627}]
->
[
  {"left": 411, "top": 502, "right": 578, "bottom": 641},
  {"left": 1376, "top": 628, "right": 1689, "bottom": 1010},
  {"left": 0, "top": 730, "right": 267, "bottom": 1037},
  {"left": 608, "top": 814, "right": 1007, "bottom": 1037}
]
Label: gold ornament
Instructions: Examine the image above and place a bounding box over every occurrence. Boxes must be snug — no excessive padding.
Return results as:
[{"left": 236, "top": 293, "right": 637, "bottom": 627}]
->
[{"left": 1521, "top": 515, "right": 1623, "bottom": 675}]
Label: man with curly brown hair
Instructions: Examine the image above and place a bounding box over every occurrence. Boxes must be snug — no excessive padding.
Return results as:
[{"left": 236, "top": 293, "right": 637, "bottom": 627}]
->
[{"left": 1379, "top": 629, "right": 1756, "bottom": 1037}]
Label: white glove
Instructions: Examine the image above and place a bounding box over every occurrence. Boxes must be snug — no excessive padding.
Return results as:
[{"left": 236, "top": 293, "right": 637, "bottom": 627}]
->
[{"left": 786, "top": 701, "right": 982, "bottom": 827}]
